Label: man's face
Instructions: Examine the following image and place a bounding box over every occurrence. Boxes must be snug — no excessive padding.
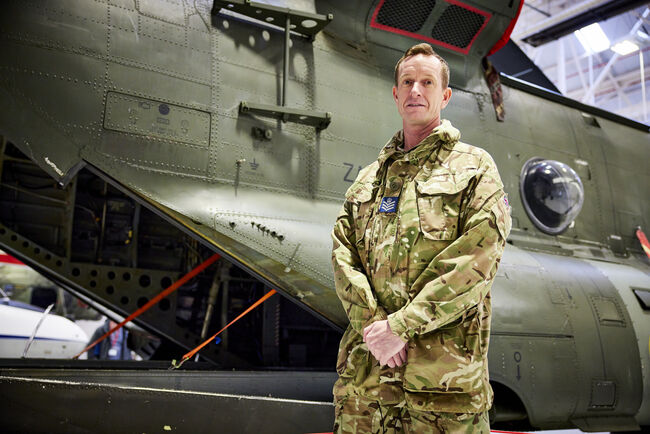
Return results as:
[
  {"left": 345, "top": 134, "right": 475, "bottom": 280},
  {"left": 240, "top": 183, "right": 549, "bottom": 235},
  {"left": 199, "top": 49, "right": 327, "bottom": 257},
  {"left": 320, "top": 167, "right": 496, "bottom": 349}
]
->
[{"left": 392, "top": 54, "right": 452, "bottom": 128}]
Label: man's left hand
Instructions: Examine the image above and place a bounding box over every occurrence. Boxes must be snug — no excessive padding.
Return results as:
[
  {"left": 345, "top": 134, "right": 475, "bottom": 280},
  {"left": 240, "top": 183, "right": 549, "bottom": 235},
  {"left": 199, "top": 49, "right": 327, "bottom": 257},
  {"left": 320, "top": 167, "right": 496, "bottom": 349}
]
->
[{"left": 363, "top": 320, "right": 407, "bottom": 366}]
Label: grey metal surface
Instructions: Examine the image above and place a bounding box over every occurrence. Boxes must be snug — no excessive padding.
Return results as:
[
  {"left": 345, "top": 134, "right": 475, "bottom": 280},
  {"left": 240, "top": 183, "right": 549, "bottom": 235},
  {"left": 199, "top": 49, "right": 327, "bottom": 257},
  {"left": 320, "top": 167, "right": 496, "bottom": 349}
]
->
[
  {"left": 239, "top": 101, "right": 332, "bottom": 129},
  {"left": 213, "top": 0, "right": 333, "bottom": 38},
  {"left": 488, "top": 246, "right": 643, "bottom": 428},
  {"left": 0, "top": 374, "right": 334, "bottom": 434},
  {"left": 0, "top": 367, "right": 337, "bottom": 401},
  {"left": 0, "top": 0, "right": 649, "bottom": 431},
  {"left": 0, "top": 220, "right": 247, "bottom": 366}
]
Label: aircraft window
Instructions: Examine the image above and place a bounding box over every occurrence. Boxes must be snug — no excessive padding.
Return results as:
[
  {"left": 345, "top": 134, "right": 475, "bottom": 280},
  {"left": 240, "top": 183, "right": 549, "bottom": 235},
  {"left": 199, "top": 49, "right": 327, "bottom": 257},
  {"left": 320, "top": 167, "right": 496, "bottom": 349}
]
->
[{"left": 520, "top": 158, "right": 584, "bottom": 235}]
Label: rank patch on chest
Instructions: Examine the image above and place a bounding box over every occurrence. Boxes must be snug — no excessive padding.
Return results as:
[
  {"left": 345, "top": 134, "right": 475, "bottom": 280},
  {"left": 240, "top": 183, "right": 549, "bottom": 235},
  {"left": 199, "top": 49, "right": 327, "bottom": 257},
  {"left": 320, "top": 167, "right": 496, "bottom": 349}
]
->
[{"left": 379, "top": 197, "right": 399, "bottom": 213}]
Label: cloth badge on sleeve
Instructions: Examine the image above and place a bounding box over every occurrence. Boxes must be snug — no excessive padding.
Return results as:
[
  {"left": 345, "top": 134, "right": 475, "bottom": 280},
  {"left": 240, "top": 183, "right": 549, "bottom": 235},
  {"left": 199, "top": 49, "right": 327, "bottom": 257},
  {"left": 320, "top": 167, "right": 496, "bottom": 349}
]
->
[{"left": 379, "top": 197, "right": 399, "bottom": 213}]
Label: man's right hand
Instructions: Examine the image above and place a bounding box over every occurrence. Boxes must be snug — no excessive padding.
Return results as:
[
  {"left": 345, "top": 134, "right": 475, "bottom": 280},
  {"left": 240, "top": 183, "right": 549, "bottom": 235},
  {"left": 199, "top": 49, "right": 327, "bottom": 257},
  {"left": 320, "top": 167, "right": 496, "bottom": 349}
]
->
[
  {"left": 363, "top": 320, "right": 408, "bottom": 367},
  {"left": 385, "top": 344, "right": 407, "bottom": 368}
]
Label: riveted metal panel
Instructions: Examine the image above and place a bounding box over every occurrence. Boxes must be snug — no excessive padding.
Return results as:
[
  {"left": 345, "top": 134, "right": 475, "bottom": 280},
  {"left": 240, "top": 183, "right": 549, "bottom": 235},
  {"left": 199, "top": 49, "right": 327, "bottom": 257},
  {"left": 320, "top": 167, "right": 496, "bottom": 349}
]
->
[
  {"left": 591, "top": 296, "right": 625, "bottom": 326},
  {"left": 531, "top": 253, "right": 642, "bottom": 422},
  {"left": 2, "top": 1, "right": 109, "bottom": 56},
  {"left": 488, "top": 334, "right": 579, "bottom": 425},
  {"left": 104, "top": 92, "right": 211, "bottom": 147},
  {"left": 95, "top": 130, "right": 210, "bottom": 177},
  {"left": 137, "top": 0, "right": 186, "bottom": 25},
  {"left": 590, "top": 379, "right": 617, "bottom": 408},
  {"left": 106, "top": 62, "right": 212, "bottom": 108},
  {"left": 109, "top": 11, "right": 211, "bottom": 85}
]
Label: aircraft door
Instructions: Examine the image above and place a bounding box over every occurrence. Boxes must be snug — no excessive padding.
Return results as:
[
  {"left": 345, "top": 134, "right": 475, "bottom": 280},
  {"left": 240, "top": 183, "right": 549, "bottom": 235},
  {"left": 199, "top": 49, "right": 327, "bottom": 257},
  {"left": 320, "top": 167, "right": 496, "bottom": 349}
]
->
[
  {"left": 532, "top": 253, "right": 643, "bottom": 430},
  {"left": 489, "top": 248, "right": 580, "bottom": 427}
]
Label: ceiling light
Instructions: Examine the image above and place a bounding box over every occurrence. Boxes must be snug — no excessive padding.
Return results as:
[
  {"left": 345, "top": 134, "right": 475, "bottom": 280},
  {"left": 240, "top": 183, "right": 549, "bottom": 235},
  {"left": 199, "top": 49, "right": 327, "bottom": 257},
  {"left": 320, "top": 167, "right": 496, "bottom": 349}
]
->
[
  {"left": 611, "top": 40, "right": 639, "bottom": 55},
  {"left": 574, "top": 23, "right": 610, "bottom": 54}
]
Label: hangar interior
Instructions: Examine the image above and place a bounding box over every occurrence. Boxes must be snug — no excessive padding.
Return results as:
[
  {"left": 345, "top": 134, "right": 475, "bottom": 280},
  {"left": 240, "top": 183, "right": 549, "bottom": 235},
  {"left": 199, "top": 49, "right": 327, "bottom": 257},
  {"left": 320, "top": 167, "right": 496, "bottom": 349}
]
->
[
  {"left": 0, "top": 1, "right": 648, "bottom": 433},
  {"left": 509, "top": 0, "right": 649, "bottom": 124}
]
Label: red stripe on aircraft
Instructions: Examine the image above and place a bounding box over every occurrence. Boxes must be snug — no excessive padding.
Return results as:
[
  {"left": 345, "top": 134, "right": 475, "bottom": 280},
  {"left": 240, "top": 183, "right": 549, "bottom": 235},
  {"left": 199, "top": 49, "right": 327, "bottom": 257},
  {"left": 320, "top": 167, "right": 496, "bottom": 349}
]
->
[
  {"left": 0, "top": 253, "right": 25, "bottom": 265},
  {"left": 636, "top": 228, "right": 650, "bottom": 259}
]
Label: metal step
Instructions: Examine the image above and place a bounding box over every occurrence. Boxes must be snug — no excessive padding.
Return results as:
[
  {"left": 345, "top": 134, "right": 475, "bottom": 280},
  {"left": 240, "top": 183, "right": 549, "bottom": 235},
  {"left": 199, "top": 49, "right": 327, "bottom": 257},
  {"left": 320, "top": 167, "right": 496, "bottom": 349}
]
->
[{"left": 0, "top": 362, "right": 337, "bottom": 433}]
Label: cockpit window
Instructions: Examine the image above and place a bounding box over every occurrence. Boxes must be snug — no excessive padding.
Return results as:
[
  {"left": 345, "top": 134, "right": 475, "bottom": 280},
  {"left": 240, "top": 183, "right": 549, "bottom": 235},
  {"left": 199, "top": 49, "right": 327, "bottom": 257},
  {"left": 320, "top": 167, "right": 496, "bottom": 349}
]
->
[{"left": 520, "top": 158, "right": 584, "bottom": 235}]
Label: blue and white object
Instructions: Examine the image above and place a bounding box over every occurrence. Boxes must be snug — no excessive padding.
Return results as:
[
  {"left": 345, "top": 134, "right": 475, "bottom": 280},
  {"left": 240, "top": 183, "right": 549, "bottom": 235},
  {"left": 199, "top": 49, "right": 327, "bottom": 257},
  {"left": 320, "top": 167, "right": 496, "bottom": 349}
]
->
[
  {"left": 0, "top": 303, "right": 88, "bottom": 358},
  {"left": 379, "top": 197, "right": 399, "bottom": 213}
]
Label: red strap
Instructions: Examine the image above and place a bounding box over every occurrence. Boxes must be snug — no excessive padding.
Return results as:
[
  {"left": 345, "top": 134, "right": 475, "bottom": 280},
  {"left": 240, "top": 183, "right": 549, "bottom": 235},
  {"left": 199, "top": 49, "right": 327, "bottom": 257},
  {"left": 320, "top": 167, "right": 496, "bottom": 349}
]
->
[
  {"left": 172, "top": 289, "right": 277, "bottom": 368},
  {"left": 74, "top": 253, "right": 221, "bottom": 359},
  {"left": 636, "top": 228, "right": 650, "bottom": 259}
]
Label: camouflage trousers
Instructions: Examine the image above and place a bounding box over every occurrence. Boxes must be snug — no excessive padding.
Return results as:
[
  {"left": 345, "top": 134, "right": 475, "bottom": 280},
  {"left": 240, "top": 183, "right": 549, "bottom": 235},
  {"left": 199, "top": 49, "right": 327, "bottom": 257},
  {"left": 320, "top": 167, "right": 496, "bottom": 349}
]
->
[{"left": 333, "top": 395, "right": 490, "bottom": 434}]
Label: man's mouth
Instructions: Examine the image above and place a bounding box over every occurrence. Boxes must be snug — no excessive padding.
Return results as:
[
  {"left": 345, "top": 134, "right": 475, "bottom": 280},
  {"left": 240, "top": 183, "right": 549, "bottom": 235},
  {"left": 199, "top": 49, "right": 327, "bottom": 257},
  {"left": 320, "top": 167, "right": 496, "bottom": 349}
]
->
[{"left": 406, "top": 103, "right": 426, "bottom": 107}]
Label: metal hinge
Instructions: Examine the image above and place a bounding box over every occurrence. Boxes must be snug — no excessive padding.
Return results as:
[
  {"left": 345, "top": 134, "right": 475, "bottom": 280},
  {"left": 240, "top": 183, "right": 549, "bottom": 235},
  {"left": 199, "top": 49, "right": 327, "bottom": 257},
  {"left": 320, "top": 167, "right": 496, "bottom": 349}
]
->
[
  {"left": 212, "top": 0, "right": 333, "bottom": 38},
  {"left": 240, "top": 102, "right": 331, "bottom": 130},
  {"left": 213, "top": 0, "right": 334, "bottom": 130}
]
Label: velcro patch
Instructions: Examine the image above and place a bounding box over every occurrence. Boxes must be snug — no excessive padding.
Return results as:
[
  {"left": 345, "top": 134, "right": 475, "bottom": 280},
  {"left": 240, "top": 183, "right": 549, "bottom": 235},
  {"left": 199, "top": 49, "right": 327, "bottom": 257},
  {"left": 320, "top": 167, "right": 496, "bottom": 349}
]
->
[{"left": 379, "top": 197, "right": 399, "bottom": 213}]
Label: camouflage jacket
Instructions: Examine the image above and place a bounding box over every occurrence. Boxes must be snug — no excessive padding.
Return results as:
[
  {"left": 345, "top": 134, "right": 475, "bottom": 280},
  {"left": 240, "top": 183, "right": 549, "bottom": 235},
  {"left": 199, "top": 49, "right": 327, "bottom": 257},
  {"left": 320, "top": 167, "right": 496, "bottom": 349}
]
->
[{"left": 331, "top": 120, "right": 511, "bottom": 413}]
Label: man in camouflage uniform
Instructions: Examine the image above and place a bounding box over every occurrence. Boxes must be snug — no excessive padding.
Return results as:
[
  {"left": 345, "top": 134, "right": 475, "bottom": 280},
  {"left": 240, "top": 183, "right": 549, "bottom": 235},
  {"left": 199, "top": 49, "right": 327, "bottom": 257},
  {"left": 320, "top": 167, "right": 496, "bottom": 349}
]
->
[{"left": 331, "top": 43, "right": 511, "bottom": 433}]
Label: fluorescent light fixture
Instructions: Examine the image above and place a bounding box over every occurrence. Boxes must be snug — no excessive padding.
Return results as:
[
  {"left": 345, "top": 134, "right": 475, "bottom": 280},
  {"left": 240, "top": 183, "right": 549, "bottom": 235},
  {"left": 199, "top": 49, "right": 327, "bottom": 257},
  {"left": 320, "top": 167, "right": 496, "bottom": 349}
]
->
[
  {"left": 574, "top": 23, "right": 610, "bottom": 54},
  {"left": 611, "top": 40, "right": 639, "bottom": 55}
]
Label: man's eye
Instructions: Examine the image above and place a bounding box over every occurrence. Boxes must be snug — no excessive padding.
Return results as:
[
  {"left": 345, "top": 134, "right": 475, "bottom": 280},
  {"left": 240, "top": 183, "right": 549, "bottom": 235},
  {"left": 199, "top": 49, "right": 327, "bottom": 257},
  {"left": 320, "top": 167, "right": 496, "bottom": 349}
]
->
[
  {"left": 425, "top": 80, "right": 433, "bottom": 85},
  {"left": 403, "top": 80, "right": 412, "bottom": 85}
]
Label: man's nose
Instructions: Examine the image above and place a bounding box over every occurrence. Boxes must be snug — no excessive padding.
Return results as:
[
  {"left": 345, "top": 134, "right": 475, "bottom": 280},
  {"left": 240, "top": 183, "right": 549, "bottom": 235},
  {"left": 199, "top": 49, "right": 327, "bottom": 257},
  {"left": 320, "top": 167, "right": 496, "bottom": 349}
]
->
[{"left": 410, "top": 82, "right": 422, "bottom": 96}]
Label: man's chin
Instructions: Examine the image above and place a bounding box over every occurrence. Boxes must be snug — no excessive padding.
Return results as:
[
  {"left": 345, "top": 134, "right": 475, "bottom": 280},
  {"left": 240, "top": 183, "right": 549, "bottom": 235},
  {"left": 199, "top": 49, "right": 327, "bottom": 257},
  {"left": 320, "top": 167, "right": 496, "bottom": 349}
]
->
[{"left": 403, "top": 116, "right": 436, "bottom": 128}]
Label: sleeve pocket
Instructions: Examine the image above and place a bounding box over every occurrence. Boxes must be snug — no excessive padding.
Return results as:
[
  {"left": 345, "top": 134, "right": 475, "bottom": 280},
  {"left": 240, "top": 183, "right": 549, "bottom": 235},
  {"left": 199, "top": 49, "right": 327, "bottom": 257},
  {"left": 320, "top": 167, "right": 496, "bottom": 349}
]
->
[{"left": 490, "top": 194, "right": 512, "bottom": 240}]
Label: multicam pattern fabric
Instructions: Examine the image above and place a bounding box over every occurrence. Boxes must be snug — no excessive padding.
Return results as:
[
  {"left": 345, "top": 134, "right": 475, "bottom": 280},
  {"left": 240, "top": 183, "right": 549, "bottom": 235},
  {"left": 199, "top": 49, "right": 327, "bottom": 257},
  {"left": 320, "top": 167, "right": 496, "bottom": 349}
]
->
[
  {"left": 334, "top": 395, "right": 490, "bottom": 434},
  {"left": 331, "top": 120, "right": 511, "bottom": 416}
]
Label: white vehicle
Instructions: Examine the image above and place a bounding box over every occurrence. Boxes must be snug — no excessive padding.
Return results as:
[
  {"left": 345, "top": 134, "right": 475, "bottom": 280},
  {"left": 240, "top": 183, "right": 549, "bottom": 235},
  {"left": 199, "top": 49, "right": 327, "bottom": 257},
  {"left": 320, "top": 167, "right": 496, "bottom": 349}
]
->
[{"left": 0, "top": 298, "right": 88, "bottom": 359}]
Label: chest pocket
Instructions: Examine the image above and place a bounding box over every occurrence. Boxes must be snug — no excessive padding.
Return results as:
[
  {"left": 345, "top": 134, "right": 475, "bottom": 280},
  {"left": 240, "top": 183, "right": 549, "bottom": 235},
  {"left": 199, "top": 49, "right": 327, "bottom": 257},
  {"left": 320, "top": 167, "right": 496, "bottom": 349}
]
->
[{"left": 416, "top": 170, "right": 474, "bottom": 240}]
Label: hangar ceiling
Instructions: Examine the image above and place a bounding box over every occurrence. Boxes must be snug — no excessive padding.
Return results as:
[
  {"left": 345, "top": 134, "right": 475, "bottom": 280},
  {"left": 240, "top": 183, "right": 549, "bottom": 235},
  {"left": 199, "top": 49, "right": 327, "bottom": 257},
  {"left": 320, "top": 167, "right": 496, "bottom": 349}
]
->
[{"left": 512, "top": 1, "right": 650, "bottom": 124}]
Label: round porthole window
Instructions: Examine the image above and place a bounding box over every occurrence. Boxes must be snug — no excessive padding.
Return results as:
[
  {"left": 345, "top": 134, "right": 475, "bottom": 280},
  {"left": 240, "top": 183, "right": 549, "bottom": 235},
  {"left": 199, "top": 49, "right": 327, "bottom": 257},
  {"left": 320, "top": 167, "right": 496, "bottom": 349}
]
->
[{"left": 520, "top": 158, "right": 584, "bottom": 235}]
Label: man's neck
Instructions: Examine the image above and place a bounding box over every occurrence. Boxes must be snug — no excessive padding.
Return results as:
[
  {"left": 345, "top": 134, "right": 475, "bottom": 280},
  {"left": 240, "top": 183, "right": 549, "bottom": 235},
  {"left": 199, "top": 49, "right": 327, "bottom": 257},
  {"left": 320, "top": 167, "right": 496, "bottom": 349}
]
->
[{"left": 402, "top": 118, "right": 440, "bottom": 152}]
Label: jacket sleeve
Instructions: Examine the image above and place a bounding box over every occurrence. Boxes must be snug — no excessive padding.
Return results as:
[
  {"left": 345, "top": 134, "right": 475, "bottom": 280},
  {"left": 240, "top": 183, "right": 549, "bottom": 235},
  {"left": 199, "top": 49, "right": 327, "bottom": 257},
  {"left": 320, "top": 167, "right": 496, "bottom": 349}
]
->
[
  {"left": 332, "top": 199, "right": 388, "bottom": 335},
  {"left": 387, "top": 155, "right": 511, "bottom": 340}
]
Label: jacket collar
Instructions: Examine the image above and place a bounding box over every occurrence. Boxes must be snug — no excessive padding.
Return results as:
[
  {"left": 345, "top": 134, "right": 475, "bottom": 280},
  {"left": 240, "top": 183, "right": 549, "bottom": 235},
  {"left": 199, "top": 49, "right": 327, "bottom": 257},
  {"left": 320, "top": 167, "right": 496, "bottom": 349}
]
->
[{"left": 377, "top": 119, "right": 461, "bottom": 167}]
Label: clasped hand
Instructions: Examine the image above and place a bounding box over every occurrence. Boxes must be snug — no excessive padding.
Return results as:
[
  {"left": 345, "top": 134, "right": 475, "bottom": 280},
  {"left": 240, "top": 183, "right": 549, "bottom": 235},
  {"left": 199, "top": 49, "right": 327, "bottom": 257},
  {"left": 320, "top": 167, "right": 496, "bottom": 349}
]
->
[{"left": 363, "top": 320, "right": 408, "bottom": 368}]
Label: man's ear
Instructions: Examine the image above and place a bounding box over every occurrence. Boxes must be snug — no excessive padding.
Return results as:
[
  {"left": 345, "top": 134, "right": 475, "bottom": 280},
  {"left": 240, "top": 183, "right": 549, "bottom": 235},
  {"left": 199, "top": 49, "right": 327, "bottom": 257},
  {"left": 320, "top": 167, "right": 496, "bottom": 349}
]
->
[
  {"left": 392, "top": 85, "right": 398, "bottom": 103},
  {"left": 441, "top": 87, "right": 452, "bottom": 110}
]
